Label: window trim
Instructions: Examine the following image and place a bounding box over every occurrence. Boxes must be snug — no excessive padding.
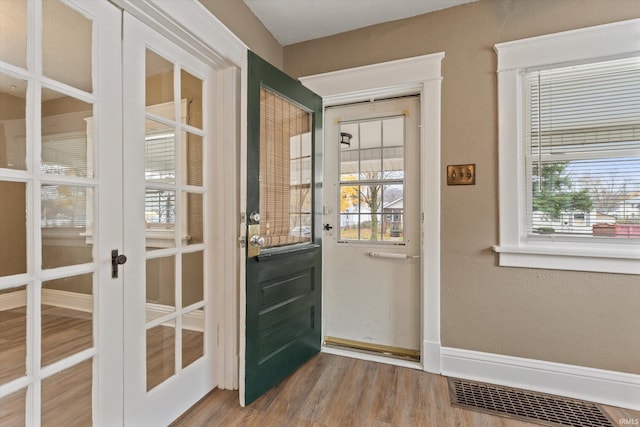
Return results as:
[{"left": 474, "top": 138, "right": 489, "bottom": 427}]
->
[{"left": 494, "top": 19, "right": 640, "bottom": 275}]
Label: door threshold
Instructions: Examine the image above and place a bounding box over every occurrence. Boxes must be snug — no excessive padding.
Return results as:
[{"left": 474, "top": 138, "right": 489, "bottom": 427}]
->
[{"left": 322, "top": 337, "right": 422, "bottom": 370}]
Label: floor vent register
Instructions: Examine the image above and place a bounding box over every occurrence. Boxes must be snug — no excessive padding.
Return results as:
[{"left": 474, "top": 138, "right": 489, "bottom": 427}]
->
[{"left": 448, "top": 377, "right": 616, "bottom": 427}]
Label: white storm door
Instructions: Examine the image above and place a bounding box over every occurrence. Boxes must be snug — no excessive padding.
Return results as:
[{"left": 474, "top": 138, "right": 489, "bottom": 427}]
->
[
  {"left": 323, "top": 96, "right": 421, "bottom": 355},
  {"left": 122, "top": 13, "right": 217, "bottom": 426},
  {"left": 0, "top": 0, "right": 123, "bottom": 425}
]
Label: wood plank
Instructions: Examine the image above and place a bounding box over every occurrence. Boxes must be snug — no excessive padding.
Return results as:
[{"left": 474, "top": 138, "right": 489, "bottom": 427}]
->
[
  {"left": 172, "top": 353, "right": 640, "bottom": 427},
  {"left": 3, "top": 309, "right": 637, "bottom": 427}
]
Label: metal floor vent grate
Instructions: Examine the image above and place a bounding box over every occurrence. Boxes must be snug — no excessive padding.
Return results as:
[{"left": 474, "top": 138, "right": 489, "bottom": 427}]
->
[{"left": 448, "top": 378, "right": 616, "bottom": 427}]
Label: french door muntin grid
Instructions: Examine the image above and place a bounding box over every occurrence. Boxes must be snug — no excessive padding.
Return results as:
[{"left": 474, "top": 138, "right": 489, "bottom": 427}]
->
[
  {"left": 338, "top": 114, "right": 406, "bottom": 243},
  {"left": 0, "top": 0, "right": 101, "bottom": 423},
  {"left": 143, "top": 60, "right": 207, "bottom": 390}
]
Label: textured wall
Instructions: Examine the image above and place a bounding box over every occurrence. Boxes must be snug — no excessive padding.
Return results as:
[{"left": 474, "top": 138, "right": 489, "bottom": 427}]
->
[
  {"left": 198, "top": 0, "right": 283, "bottom": 69},
  {"left": 284, "top": 0, "right": 640, "bottom": 374}
]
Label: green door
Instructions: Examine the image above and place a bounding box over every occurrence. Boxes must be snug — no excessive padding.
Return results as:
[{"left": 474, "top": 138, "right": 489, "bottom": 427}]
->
[{"left": 244, "top": 51, "right": 323, "bottom": 405}]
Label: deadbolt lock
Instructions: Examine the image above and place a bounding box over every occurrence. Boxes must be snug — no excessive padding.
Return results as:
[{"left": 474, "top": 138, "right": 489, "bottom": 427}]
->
[{"left": 249, "top": 212, "right": 261, "bottom": 223}]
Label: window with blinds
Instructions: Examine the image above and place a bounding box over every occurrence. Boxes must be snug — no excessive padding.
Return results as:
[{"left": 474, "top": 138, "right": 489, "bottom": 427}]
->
[{"left": 524, "top": 56, "right": 640, "bottom": 238}]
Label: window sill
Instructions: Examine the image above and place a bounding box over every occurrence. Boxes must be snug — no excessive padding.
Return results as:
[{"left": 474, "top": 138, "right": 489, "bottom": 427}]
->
[{"left": 492, "top": 245, "right": 640, "bottom": 275}]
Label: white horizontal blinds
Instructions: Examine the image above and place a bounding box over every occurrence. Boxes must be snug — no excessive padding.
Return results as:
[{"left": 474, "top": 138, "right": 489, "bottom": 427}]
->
[
  {"left": 144, "top": 100, "right": 191, "bottom": 229},
  {"left": 525, "top": 56, "right": 640, "bottom": 238},
  {"left": 259, "top": 87, "right": 312, "bottom": 248},
  {"left": 145, "top": 131, "right": 175, "bottom": 182},
  {"left": 144, "top": 190, "right": 175, "bottom": 226}
]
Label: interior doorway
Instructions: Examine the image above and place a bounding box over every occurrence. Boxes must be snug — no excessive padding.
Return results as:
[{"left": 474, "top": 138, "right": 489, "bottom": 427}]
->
[{"left": 300, "top": 51, "right": 444, "bottom": 374}]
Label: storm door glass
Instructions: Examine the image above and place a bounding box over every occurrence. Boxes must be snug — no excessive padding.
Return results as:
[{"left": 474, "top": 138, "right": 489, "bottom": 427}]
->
[{"left": 339, "top": 116, "right": 406, "bottom": 242}]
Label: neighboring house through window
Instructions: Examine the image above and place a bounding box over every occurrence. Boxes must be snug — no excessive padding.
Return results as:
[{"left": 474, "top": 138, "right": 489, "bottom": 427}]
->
[
  {"left": 338, "top": 115, "right": 406, "bottom": 243},
  {"left": 494, "top": 19, "right": 640, "bottom": 274}
]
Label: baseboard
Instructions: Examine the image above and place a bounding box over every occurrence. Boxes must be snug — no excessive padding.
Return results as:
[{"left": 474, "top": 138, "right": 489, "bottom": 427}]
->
[
  {"left": 0, "top": 289, "right": 203, "bottom": 332},
  {"left": 145, "top": 302, "right": 204, "bottom": 332},
  {"left": 42, "top": 289, "right": 93, "bottom": 312},
  {"left": 441, "top": 347, "right": 640, "bottom": 411},
  {"left": 422, "top": 340, "right": 441, "bottom": 374},
  {"left": 0, "top": 289, "right": 92, "bottom": 311},
  {"left": 0, "top": 289, "right": 26, "bottom": 310}
]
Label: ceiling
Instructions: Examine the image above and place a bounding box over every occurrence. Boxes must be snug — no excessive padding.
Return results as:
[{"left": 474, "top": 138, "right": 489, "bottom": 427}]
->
[{"left": 242, "top": 0, "right": 478, "bottom": 46}]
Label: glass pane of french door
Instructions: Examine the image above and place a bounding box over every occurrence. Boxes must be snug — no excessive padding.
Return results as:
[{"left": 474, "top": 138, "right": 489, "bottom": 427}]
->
[
  {"left": 143, "top": 50, "right": 206, "bottom": 392},
  {"left": 123, "top": 13, "right": 214, "bottom": 426},
  {"left": 0, "top": 1, "right": 122, "bottom": 426}
]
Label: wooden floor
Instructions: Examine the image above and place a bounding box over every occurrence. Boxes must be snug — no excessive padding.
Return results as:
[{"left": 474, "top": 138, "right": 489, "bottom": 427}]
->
[
  {"left": 0, "top": 305, "right": 94, "bottom": 427},
  {"left": 2, "top": 304, "right": 638, "bottom": 426},
  {"left": 172, "top": 352, "right": 640, "bottom": 427}
]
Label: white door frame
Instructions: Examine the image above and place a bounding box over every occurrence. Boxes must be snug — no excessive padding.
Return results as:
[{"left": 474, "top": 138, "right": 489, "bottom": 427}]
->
[{"left": 300, "top": 53, "right": 444, "bottom": 374}]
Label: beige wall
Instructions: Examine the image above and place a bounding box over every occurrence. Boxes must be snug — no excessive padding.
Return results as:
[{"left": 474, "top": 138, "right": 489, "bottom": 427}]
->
[
  {"left": 198, "top": 0, "right": 283, "bottom": 69},
  {"left": 284, "top": 0, "right": 640, "bottom": 375}
]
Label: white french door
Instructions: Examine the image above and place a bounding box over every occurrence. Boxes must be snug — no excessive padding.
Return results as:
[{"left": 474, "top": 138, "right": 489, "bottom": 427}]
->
[
  {"left": 1, "top": 2, "right": 223, "bottom": 425},
  {"left": 0, "top": 0, "right": 123, "bottom": 425},
  {"left": 122, "top": 13, "right": 217, "bottom": 426}
]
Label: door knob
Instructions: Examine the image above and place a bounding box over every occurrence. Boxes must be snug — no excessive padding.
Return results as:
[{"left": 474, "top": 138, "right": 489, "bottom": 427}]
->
[
  {"left": 111, "top": 249, "right": 127, "bottom": 278},
  {"left": 249, "top": 234, "right": 265, "bottom": 247}
]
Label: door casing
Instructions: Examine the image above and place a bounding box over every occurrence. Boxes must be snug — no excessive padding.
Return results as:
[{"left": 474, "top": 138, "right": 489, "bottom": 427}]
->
[{"left": 300, "top": 52, "right": 444, "bottom": 373}]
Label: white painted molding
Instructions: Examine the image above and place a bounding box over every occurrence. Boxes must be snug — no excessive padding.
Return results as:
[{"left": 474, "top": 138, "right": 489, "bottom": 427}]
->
[
  {"left": 300, "top": 52, "right": 445, "bottom": 105},
  {"left": 495, "top": 249, "right": 640, "bottom": 275},
  {"left": 0, "top": 289, "right": 27, "bottom": 310},
  {"left": 441, "top": 347, "right": 640, "bottom": 411},
  {"left": 494, "top": 18, "right": 640, "bottom": 71},
  {"left": 422, "top": 340, "right": 442, "bottom": 373},
  {"left": 494, "top": 19, "right": 640, "bottom": 274},
  {"left": 42, "top": 289, "right": 93, "bottom": 313},
  {"left": 21, "top": 289, "right": 205, "bottom": 332},
  {"left": 113, "top": 0, "right": 247, "bottom": 67},
  {"left": 215, "top": 67, "right": 241, "bottom": 391},
  {"left": 145, "top": 302, "right": 204, "bottom": 332},
  {"left": 301, "top": 52, "right": 444, "bottom": 375}
]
